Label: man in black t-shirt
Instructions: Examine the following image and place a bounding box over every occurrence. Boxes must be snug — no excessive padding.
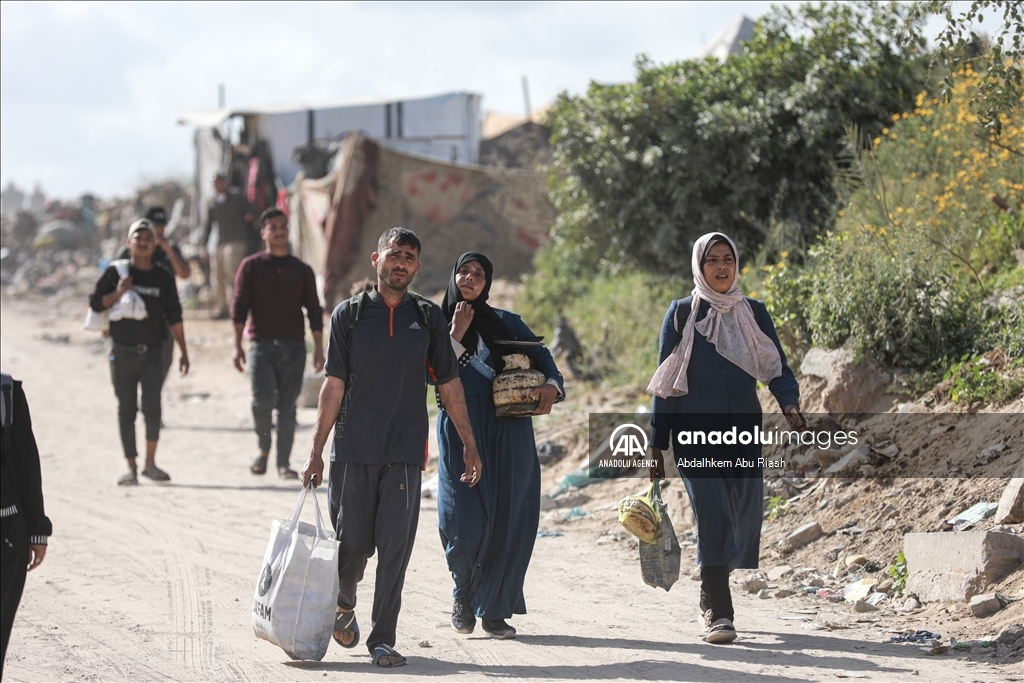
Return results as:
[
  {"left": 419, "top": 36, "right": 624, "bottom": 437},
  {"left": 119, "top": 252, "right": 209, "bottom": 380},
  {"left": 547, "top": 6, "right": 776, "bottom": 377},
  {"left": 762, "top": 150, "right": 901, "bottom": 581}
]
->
[
  {"left": 116, "top": 206, "right": 191, "bottom": 383},
  {"left": 90, "top": 219, "right": 191, "bottom": 486}
]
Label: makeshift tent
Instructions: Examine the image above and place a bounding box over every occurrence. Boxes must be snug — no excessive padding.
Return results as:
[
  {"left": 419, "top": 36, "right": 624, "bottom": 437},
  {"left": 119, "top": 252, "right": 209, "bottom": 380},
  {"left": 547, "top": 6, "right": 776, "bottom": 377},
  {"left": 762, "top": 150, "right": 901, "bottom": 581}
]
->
[
  {"left": 290, "top": 134, "right": 553, "bottom": 310},
  {"left": 179, "top": 92, "right": 483, "bottom": 232}
]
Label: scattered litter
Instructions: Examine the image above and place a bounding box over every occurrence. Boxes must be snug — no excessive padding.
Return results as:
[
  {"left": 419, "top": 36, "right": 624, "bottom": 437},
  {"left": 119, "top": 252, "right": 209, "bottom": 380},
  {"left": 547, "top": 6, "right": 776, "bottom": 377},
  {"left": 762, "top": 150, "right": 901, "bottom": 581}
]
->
[
  {"left": 757, "top": 589, "right": 772, "bottom": 599},
  {"left": 560, "top": 506, "right": 591, "bottom": 521},
  {"left": 865, "top": 592, "right": 887, "bottom": 606},
  {"left": 975, "top": 442, "right": 1005, "bottom": 465},
  {"left": 843, "top": 577, "right": 876, "bottom": 603},
  {"left": 835, "top": 672, "right": 870, "bottom": 679},
  {"left": 418, "top": 640, "right": 430, "bottom": 648},
  {"left": 37, "top": 333, "right": 70, "bottom": 344},
  {"left": 887, "top": 630, "right": 942, "bottom": 644},
  {"left": 838, "top": 526, "right": 866, "bottom": 535},
  {"left": 921, "top": 643, "right": 949, "bottom": 655},
  {"left": 947, "top": 502, "right": 997, "bottom": 530},
  {"left": 536, "top": 529, "right": 563, "bottom": 538}
]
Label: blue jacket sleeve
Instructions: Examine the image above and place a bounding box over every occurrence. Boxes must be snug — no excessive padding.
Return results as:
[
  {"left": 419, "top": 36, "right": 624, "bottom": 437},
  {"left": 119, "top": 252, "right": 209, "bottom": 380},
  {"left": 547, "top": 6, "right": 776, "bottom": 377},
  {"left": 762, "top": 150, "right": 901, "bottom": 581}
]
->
[
  {"left": 650, "top": 300, "right": 684, "bottom": 449},
  {"left": 751, "top": 299, "right": 800, "bottom": 411},
  {"left": 504, "top": 312, "right": 566, "bottom": 403}
]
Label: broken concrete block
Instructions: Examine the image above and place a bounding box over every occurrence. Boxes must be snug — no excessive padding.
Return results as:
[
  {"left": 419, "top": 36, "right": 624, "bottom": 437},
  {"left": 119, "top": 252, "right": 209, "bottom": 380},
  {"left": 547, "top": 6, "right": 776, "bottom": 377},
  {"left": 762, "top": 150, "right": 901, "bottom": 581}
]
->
[
  {"left": 742, "top": 573, "right": 768, "bottom": 593},
  {"left": 787, "top": 521, "right": 824, "bottom": 549},
  {"left": 996, "top": 624, "right": 1024, "bottom": 645},
  {"left": 768, "top": 564, "right": 793, "bottom": 581},
  {"left": 853, "top": 599, "right": 879, "bottom": 612},
  {"left": 904, "top": 531, "right": 1024, "bottom": 602},
  {"left": 969, "top": 593, "right": 1005, "bottom": 618},
  {"left": 903, "top": 596, "right": 921, "bottom": 610},
  {"left": 994, "top": 457, "right": 1024, "bottom": 524}
]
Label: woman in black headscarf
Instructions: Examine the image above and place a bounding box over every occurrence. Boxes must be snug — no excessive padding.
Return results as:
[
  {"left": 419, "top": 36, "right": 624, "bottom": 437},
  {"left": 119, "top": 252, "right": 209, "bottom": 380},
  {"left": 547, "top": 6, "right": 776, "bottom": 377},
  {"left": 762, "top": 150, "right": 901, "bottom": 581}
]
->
[{"left": 436, "top": 252, "right": 564, "bottom": 640}]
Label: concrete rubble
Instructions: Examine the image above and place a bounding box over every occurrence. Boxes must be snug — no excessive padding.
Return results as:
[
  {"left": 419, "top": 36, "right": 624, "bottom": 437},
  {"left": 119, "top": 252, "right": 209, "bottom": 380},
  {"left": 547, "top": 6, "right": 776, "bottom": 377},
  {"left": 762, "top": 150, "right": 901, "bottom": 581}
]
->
[
  {"left": 994, "top": 457, "right": 1024, "bottom": 524},
  {"left": 903, "top": 531, "right": 1024, "bottom": 602},
  {"left": 786, "top": 521, "right": 823, "bottom": 549}
]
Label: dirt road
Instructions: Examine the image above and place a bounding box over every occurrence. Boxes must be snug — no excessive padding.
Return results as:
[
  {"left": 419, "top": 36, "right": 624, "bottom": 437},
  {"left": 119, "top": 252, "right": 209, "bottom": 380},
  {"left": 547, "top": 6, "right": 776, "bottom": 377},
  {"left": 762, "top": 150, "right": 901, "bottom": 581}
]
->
[{"left": 0, "top": 300, "right": 1009, "bottom": 682}]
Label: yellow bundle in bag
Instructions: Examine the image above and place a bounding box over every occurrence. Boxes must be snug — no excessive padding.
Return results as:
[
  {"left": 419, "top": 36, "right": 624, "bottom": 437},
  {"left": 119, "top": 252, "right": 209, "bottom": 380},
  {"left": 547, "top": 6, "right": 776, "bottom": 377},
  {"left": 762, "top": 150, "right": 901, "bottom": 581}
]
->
[{"left": 618, "top": 480, "right": 664, "bottom": 544}]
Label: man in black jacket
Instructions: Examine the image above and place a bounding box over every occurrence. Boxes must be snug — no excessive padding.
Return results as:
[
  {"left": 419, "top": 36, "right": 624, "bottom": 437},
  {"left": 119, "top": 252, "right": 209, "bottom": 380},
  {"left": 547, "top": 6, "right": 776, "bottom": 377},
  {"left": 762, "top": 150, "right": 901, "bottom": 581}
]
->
[
  {"left": 0, "top": 373, "right": 52, "bottom": 679},
  {"left": 90, "top": 219, "right": 191, "bottom": 485}
]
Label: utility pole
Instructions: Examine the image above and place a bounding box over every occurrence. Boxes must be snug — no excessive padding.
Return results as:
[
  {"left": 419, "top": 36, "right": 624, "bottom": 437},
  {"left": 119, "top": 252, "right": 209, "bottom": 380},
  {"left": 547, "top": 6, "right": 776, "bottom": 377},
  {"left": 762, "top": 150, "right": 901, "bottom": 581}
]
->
[{"left": 521, "top": 75, "right": 532, "bottom": 122}]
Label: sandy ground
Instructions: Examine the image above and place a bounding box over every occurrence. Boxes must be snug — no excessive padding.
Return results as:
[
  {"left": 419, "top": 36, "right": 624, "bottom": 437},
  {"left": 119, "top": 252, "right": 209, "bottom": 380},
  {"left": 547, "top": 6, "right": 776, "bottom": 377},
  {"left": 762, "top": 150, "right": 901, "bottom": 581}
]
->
[{"left": 1, "top": 298, "right": 1017, "bottom": 683}]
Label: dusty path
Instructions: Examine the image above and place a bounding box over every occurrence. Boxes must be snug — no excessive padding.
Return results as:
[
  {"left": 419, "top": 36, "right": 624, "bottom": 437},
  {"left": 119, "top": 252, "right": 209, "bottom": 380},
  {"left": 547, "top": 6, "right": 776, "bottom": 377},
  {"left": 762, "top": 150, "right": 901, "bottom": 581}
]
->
[{"left": 0, "top": 299, "right": 1010, "bottom": 682}]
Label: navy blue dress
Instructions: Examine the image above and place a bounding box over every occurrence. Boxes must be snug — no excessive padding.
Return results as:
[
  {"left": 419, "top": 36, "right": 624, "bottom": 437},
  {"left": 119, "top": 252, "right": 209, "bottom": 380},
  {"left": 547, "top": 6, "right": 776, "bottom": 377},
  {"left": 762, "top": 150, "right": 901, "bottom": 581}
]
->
[
  {"left": 436, "top": 310, "right": 564, "bottom": 619},
  {"left": 651, "top": 297, "right": 799, "bottom": 569}
]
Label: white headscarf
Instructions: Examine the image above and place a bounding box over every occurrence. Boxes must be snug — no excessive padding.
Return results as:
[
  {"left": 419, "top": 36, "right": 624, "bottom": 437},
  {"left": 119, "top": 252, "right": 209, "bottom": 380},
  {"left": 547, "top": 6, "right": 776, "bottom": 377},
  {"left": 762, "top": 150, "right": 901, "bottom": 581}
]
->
[{"left": 648, "top": 232, "right": 782, "bottom": 398}]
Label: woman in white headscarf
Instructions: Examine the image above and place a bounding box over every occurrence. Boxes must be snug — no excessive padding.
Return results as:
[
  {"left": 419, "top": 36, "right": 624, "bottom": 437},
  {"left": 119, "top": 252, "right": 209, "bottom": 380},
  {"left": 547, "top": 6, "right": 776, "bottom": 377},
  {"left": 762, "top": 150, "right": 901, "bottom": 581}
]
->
[{"left": 648, "top": 232, "right": 805, "bottom": 645}]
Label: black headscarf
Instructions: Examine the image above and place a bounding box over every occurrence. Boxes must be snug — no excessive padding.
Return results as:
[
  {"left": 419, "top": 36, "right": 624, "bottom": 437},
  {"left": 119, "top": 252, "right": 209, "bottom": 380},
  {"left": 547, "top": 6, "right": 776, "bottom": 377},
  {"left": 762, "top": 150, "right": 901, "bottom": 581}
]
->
[{"left": 441, "top": 252, "right": 510, "bottom": 363}]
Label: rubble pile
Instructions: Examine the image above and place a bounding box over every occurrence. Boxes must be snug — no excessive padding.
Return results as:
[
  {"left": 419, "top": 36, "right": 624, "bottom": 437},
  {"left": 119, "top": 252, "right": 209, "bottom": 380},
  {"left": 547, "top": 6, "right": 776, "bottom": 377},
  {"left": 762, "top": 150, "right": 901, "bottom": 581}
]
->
[{"left": 1, "top": 180, "right": 194, "bottom": 307}]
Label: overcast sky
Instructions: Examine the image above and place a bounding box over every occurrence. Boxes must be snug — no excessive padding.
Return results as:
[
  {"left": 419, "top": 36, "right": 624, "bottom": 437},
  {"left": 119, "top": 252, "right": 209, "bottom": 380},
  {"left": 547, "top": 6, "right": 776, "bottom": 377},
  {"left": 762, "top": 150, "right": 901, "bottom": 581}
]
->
[
  {"left": 0, "top": 1, "right": 803, "bottom": 199},
  {"left": 0, "top": 0, "right": 962, "bottom": 201}
]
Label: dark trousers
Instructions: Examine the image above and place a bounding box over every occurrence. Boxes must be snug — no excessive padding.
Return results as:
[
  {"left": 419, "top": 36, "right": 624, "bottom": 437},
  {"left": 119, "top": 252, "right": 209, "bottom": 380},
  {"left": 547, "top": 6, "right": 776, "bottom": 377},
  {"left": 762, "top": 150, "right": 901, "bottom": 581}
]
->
[
  {"left": 249, "top": 339, "right": 305, "bottom": 468},
  {"left": 110, "top": 342, "right": 165, "bottom": 459},
  {"left": 1, "top": 514, "right": 29, "bottom": 680},
  {"left": 161, "top": 322, "right": 174, "bottom": 381},
  {"left": 328, "top": 461, "right": 421, "bottom": 653},
  {"left": 700, "top": 565, "right": 734, "bottom": 622}
]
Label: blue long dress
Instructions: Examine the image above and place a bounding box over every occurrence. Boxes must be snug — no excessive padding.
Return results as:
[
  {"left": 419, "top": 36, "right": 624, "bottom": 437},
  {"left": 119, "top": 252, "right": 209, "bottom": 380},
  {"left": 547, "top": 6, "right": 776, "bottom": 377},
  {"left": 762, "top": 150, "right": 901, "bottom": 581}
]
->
[
  {"left": 436, "top": 310, "right": 564, "bottom": 620},
  {"left": 651, "top": 297, "right": 799, "bottom": 570}
]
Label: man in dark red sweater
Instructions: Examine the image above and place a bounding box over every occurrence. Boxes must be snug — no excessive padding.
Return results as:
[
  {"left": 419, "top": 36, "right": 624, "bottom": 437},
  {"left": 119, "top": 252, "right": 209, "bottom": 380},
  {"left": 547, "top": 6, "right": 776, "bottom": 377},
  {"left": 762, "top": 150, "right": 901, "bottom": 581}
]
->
[{"left": 231, "top": 208, "right": 324, "bottom": 479}]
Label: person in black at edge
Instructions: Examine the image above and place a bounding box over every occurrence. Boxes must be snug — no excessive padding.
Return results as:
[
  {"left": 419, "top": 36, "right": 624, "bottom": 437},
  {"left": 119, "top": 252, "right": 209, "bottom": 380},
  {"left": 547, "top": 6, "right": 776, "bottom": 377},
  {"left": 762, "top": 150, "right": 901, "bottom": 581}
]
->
[
  {"left": 90, "top": 219, "right": 191, "bottom": 486},
  {"left": 116, "top": 206, "right": 192, "bottom": 385},
  {"left": 1, "top": 373, "right": 52, "bottom": 680}
]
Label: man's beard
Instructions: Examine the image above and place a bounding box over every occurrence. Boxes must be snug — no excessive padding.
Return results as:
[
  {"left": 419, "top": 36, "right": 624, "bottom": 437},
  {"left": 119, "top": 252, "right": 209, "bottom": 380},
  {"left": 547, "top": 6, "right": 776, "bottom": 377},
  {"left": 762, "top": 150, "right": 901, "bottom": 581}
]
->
[{"left": 380, "top": 267, "right": 412, "bottom": 290}]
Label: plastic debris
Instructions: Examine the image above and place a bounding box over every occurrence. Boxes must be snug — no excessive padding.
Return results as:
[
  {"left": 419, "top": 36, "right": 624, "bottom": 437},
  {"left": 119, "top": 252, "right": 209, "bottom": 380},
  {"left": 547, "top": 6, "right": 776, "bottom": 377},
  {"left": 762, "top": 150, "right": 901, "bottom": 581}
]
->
[
  {"left": 887, "top": 630, "right": 942, "bottom": 644},
  {"left": 947, "top": 502, "right": 998, "bottom": 530},
  {"left": 561, "top": 506, "right": 591, "bottom": 521},
  {"left": 536, "top": 529, "right": 563, "bottom": 538}
]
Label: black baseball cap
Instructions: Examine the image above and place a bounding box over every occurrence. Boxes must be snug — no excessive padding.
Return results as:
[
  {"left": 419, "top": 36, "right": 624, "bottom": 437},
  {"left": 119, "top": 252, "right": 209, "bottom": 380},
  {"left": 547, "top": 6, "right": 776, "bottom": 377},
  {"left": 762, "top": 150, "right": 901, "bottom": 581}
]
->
[{"left": 144, "top": 206, "right": 168, "bottom": 224}]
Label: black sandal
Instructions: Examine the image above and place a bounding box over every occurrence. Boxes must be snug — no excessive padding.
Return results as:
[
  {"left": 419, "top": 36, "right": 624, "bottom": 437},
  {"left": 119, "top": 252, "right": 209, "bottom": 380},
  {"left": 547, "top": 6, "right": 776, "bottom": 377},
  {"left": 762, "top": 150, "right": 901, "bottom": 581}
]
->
[
  {"left": 250, "top": 453, "right": 268, "bottom": 475},
  {"left": 371, "top": 644, "right": 406, "bottom": 667},
  {"left": 332, "top": 610, "right": 359, "bottom": 649}
]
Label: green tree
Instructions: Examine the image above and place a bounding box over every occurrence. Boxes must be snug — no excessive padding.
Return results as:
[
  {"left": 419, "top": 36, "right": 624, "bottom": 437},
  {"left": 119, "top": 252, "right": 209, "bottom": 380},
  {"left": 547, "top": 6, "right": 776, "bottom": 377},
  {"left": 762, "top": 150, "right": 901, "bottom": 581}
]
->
[
  {"left": 544, "top": 1, "right": 927, "bottom": 279},
  {"left": 910, "top": 1, "right": 1023, "bottom": 135}
]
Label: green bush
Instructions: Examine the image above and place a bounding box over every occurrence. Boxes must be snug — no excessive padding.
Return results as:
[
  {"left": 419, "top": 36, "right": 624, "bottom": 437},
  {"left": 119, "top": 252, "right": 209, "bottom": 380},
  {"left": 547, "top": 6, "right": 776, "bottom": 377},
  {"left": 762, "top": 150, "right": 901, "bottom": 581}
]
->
[{"left": 520, "top": 253, "right": 685, "bottom": 387}]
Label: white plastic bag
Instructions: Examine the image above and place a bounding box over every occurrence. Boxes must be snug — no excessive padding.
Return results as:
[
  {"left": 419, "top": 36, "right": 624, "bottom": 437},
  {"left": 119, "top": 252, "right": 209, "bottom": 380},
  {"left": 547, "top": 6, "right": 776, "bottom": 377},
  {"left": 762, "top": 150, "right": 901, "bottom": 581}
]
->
[
  {"left": 107, "top": 259, "right": 148, "bottom": 322},
  {"left": 252, "top": 484, "right": 340, "bottom": 661},
  {"left": 83, "top": 306, "right": 109, "bottom": 332}
]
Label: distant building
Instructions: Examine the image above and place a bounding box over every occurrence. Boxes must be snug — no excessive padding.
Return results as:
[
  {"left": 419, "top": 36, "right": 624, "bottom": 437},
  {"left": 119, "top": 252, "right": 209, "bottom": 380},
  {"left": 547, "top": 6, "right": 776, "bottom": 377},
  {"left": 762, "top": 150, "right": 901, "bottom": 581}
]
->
[{"left": 697, "top": 15, "right": 756, "bottom": 61}]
